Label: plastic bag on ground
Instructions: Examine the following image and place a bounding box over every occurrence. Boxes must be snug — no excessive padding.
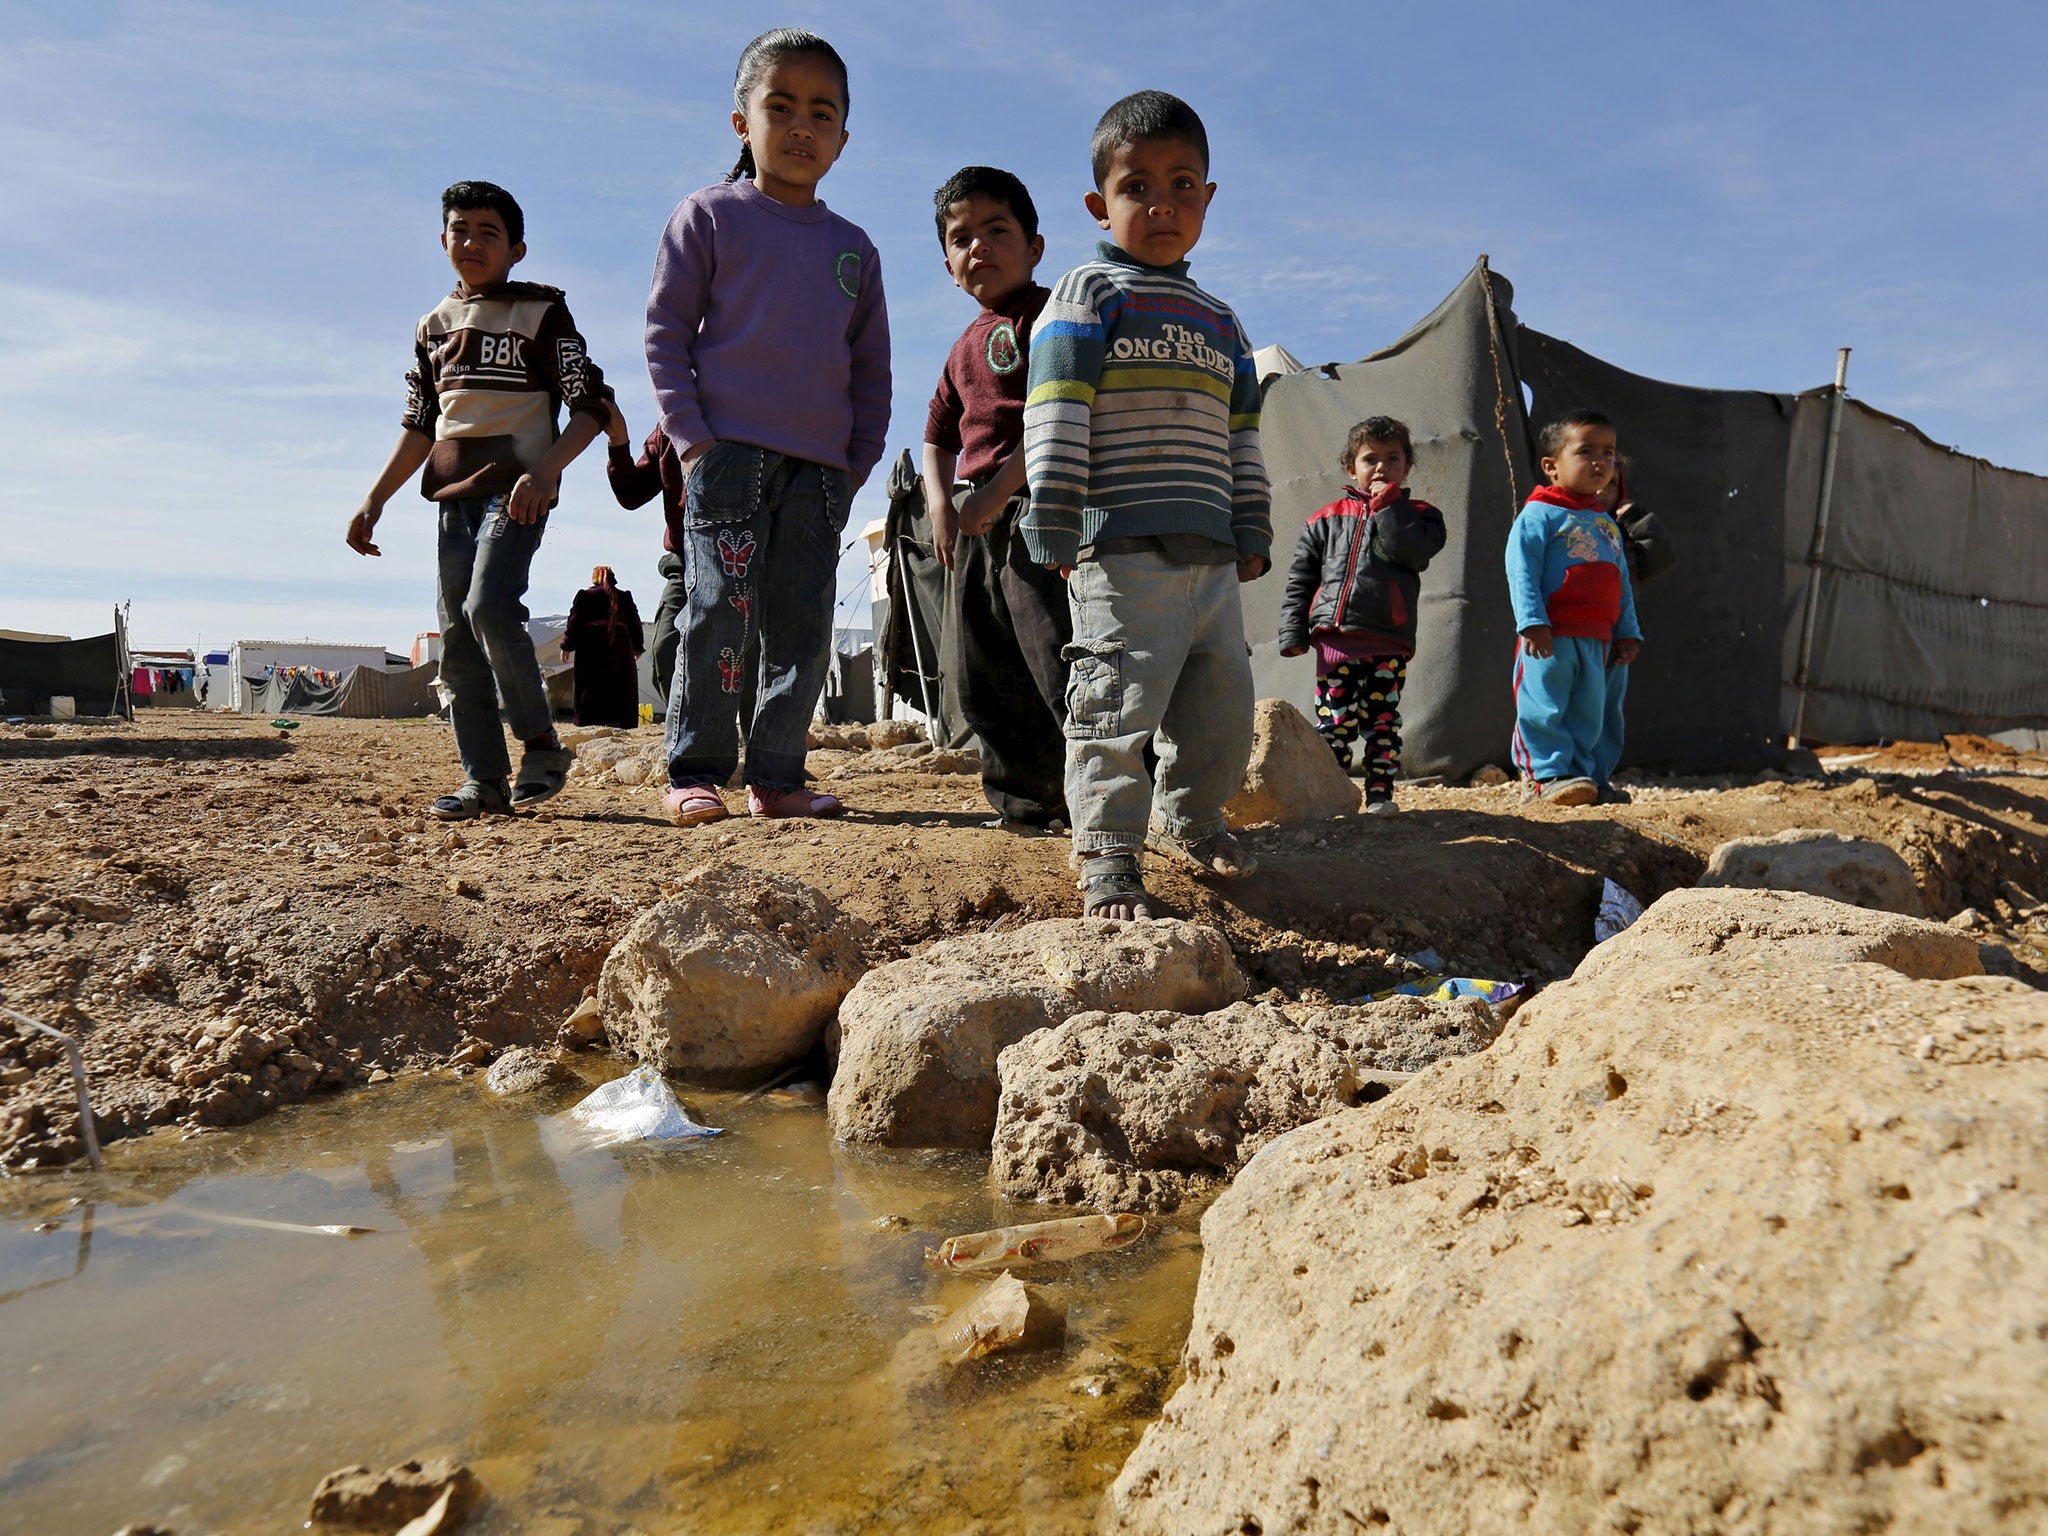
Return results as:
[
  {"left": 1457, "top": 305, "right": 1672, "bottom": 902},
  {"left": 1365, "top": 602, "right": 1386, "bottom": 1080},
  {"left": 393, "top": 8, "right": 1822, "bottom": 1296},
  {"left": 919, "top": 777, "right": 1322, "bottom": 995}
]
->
[
  {"left": 1596, "top": 878, "right": 1646, "bottom": 943},
  {"left": 1370, "top": 976, "right": 1524, "bottom": 1007},
  {"left": 565, "top": 1065, "right": 722, "bottom": 1146}
]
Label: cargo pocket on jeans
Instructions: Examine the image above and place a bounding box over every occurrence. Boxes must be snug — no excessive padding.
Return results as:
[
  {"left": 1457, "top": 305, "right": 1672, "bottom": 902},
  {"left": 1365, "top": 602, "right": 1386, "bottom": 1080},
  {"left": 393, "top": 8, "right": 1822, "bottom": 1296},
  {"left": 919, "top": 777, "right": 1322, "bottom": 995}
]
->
[{"left": 1062, "top": 639, "right": 1124, "bottom": 740}]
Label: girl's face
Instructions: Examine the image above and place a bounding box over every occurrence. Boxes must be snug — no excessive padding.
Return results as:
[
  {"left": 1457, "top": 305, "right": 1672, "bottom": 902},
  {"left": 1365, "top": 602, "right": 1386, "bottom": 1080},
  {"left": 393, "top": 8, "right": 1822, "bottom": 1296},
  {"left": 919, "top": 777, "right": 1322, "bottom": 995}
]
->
[
  {"left": 734, "top": 54, "right": 849, "bottom": 206},
  {"left": 1351, "top": 439, "right": 1411, "bottom": 497}
]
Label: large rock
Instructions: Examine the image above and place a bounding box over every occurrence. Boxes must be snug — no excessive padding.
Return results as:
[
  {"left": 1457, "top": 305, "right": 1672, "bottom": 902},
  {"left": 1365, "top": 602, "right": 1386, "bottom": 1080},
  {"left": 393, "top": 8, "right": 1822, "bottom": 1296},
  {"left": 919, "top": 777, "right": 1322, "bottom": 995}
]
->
[
  {"left": 1291, "top": 993, "right": 1502, "bottom": 1073},
  {"left": 992, "top": 1002, "right": 1366, "bottom": 1213},
  {"left": 1700, "top": 827, "right": 1924, "bottom": 916},
  {"left": 828, "top": 919, "right": 1245, "bottom": 1148},
  {"left": 1573, "top": 885, "right": 1979, "bottom": 985},
  {"left": 308, "top": 1456, "right": 480, "bottom": 1530},
  {"left": 1104, "top": 889, "right": 2048, "bottom": 1535},
  {"left": 1224, "top": 698, "right": 1361, "bottom": 828},
  {"left": 599, "top": 867, "right": 871, "bottom": 1086}
]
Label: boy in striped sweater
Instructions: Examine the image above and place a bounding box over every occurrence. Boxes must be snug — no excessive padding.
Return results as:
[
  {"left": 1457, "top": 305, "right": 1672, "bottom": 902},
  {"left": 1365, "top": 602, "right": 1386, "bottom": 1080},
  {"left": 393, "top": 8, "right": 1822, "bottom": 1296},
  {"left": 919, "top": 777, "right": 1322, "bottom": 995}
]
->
[{"left": 1021, "top": 91, "right": 1272, "bottom": 919}]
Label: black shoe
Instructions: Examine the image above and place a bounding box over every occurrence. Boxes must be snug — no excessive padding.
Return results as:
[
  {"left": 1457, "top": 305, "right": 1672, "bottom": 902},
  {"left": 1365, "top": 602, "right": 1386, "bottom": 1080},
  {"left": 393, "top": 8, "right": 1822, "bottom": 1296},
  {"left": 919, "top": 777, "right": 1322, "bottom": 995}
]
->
[{"left": 1595, "top": 783, "right": 1633, "bottom": 805}]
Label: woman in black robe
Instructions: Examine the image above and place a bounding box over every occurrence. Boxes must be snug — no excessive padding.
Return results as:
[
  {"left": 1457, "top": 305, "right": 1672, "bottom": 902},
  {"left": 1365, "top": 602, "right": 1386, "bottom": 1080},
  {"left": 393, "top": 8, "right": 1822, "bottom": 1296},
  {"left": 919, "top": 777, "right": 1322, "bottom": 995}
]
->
[{"left": 561, "top": 566, "right": 644, "bottom": 728}]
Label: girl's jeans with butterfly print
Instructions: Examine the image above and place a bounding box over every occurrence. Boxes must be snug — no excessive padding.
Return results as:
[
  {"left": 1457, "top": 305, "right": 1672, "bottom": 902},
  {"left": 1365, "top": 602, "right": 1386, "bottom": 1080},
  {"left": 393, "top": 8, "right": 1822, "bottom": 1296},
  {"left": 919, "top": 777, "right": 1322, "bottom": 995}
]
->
[{"left": 662, "top": 441, "right": 852, "bottom": 791}]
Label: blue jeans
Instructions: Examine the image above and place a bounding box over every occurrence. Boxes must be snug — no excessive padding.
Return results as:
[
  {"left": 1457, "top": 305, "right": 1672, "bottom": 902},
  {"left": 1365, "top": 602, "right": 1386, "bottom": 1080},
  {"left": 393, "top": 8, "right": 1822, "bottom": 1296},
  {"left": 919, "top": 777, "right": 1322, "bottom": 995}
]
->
[
  {"left": 1511, "top": 634, "right": 1609, "bottom": 782},
  {"left": 436, "top": 495, "right": 552, "bottom": 783},
  {"left": 1063, "top": 548, "right": 1255, "bottom": 856},
  {"left": 663, "top": 443, "right": 849, "bottom": 791}
]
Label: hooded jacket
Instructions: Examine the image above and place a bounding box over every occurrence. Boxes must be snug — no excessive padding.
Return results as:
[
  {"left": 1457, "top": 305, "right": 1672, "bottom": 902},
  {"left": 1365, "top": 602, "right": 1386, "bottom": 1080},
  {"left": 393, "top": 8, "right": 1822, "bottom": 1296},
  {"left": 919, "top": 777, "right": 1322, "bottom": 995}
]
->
[
  {"left": 1278, "top": 485, "right": 1447, "bottom": 658},
  {"left": 1505, "top": 485, "right": 1642, "bottom": 643}
]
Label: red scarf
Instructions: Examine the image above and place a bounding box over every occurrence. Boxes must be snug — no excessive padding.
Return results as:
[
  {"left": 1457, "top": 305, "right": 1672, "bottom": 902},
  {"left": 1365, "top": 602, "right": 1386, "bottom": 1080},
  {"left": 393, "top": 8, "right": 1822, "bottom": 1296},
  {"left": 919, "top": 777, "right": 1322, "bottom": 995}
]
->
[{"left": 1528, "top": 484, "right": 1604, "bottom": 512}]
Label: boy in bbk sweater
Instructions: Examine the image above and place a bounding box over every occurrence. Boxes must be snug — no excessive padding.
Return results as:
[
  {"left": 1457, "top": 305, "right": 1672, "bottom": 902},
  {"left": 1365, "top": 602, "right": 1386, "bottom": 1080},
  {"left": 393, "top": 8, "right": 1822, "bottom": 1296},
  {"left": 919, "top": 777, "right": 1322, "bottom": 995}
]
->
[
  {"left": 347, "top": 180, "right": 612, "bottom": 820},
  {"left": 922, "top": 166, "right": 1071, "bottom": 833},
  {"left": 1022, "top": 91, "right": 1272, "bottom": 919},
  {"left": 1506, "top": 409, "right": 1642, "bottom": 807}
]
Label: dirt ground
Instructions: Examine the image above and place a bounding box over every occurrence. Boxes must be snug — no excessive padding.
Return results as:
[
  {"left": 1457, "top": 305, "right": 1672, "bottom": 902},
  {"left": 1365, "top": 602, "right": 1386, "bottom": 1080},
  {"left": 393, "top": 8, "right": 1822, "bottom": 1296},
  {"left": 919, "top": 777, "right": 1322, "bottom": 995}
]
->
[{"left": 4, "top": 713, "right": 2047, "bottom": 1170}]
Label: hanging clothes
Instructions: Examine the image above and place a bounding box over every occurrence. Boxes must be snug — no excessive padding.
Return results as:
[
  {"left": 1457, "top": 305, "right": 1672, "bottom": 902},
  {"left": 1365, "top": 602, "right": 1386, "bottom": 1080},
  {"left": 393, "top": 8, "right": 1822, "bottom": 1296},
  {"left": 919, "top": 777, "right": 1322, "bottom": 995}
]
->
[{"left": 561, "top": 566, "right": 645, "bottom": 728}]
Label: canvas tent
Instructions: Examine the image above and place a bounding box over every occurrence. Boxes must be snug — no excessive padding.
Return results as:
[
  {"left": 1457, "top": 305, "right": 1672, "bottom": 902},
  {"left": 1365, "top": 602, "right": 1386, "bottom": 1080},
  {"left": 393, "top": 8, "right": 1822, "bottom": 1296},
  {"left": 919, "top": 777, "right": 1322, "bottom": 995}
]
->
[
  {"left": 0, "top": 610, "right": 130, "bottom": 717},
  {"left": 872, "top": 260, "right": 2048, "bottom": 775}
]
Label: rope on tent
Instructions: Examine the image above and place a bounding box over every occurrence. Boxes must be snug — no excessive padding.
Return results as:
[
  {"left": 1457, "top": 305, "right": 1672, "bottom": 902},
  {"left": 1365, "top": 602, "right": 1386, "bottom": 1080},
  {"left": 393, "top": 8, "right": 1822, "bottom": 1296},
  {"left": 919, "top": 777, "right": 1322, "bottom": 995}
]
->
[{"left": 1476, "top": 255, "right": 1521, "bottom": 514}]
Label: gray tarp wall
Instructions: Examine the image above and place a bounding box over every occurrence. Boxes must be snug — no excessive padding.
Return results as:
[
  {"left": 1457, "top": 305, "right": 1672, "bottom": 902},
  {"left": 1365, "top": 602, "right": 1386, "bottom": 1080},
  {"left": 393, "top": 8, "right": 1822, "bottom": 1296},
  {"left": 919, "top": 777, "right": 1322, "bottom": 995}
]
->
[
  {"left": 1248, "top": 263, "right": 1532, "bottom": 779},
  {"left": 1517, "top": 330, "right": 1792, "bottom": 772},
  {"left": 0, "top": 631, "right": 125, "bottom": 716},
  {"left": 1783, "top": 397, "right": 2048, "bottom": 743}
]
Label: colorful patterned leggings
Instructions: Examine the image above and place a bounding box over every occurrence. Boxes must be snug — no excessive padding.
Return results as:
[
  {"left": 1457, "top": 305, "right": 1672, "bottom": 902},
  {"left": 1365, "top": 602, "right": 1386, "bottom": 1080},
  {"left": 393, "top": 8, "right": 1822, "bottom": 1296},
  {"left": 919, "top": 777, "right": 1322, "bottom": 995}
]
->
[{"left": 1314, "top": 656, "right": 1407, "bottom": 801}]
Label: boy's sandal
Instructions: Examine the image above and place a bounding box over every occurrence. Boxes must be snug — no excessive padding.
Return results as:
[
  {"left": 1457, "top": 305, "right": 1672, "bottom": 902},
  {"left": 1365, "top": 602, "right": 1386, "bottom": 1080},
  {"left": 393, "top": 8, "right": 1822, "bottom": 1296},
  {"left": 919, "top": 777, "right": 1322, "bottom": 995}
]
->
[
  {"left": 512, "top": 746, "right": 575, "bottom": 808},
  {"left": 1081, "top": 851, "right": 1153, "bottom": 920},
  {"left": 1149, "top": 829, "right": 1259, "bottom": 881},
  {"left": 747, "top": 785, "right": 844, "bottom": 819},
  {"left": 430, "top": 777, "right": 514, "bottom": 821},
  {"left": 663, "top": 785, "right": 730, "bottom": 827}
]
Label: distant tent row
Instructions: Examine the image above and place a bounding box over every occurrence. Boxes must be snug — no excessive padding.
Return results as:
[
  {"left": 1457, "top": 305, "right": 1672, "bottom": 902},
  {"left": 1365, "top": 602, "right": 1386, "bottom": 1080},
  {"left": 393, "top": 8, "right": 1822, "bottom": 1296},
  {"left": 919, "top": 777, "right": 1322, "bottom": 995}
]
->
[
  {"left": 233, "top": 660, "right": 442, "bottom": 719},
  {"left": 873, "top": 261, "right": 2048, "bottom": 776}
]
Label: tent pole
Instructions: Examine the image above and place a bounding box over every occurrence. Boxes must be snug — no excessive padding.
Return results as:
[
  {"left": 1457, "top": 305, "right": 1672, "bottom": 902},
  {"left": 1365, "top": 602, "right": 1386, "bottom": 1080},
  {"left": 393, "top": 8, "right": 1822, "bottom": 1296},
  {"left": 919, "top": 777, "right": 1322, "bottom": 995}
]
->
[
  {"left": 900, "top": 545, "right": 940, "bottom": 745},
  {"left": 1790, "top": 347, "right": 1852, "bottom": 747}
]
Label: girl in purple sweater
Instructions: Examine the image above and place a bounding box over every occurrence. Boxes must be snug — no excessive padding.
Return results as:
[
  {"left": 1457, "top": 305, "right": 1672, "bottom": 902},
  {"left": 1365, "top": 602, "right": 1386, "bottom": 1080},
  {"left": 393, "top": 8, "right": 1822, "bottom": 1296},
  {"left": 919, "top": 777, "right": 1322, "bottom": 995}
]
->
[{"left": 645, "top": 28, "right": 892, "bottom": 826}]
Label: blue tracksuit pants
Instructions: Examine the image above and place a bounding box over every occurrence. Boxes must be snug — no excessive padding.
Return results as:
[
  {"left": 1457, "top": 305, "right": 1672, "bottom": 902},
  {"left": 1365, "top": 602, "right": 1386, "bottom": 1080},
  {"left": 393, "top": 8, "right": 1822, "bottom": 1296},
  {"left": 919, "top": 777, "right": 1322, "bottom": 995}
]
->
[
  {"left": 1594, "top": 659, "right": 1628, "bottom": 787},
  {"left": 1511, "top": 635, "right": 1610, "bottom": 783}
]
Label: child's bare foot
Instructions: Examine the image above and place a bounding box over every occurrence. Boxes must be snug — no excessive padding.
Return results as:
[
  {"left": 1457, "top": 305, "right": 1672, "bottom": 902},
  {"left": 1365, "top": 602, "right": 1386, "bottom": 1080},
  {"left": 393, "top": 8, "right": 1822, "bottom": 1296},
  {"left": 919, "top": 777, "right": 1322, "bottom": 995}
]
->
[
  {"left": 1152, "top": 829, "right": 1258, "bottom": 881},
  {"left": 1081, "top": 851, "right": 1153, "bottom": 920}
]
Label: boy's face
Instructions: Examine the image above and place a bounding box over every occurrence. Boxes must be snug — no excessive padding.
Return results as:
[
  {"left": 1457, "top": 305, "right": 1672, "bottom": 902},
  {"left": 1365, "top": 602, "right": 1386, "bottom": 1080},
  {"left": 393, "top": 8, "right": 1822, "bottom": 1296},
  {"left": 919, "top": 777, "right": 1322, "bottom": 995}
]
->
[
  {"left": 1542, "top": 423, "right": 1618, "bottom": 499},
  {"left": 1084, "top": 136, "right": 1214, "bottom": 267},
  {"left": 940, "top": 194, "right": 1044, "bottom": 308},
  {"left": 734, "top": 55, "right": 849, "bottom": 205},
  {"left": 1351, "top": 439, "right": 1411, "bottom": 497},
  {"left": 441, "top": 207, "right": 524, "bottom": 291}
]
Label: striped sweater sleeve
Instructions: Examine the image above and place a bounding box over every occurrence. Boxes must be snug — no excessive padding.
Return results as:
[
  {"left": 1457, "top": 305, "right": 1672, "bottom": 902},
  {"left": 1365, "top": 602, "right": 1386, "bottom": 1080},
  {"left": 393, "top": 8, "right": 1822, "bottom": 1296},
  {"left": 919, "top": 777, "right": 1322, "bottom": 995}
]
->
[
  {"left": 1225, "top": 308, "right": 1273, "bottom": 563},
  {"left": 1020, "top": 268, "right": 1110, "bottom": 568}
]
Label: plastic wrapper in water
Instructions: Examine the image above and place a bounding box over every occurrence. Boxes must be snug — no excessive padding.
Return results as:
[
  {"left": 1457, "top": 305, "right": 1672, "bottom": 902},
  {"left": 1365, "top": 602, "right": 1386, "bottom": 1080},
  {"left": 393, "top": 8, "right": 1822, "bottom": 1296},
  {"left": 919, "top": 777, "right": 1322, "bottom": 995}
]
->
[
  {"left": 565, "top": 1065, "right": 722, "bottom": 1146},
  {"left": 926, "top": 1212, "right": 1146, "bottom": 1272},
  {"left": 1596, "top": 878, "right": 1646, "bottom": 943}
]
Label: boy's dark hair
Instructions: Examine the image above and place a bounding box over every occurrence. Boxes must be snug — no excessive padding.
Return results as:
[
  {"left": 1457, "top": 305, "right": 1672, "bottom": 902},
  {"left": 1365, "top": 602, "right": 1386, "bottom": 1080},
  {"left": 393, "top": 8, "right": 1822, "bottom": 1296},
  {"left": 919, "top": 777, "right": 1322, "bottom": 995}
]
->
[
  {"left": 933, "top": 166, "right": 1039, "bottom": 244},
  {"left": 441, "top": 181, "right": 523, "bottom": 246},
  {"left": 1537, "top": 408, "right": 1614, "bottom": 459},
  {"left": 1090, "top": 90, "right": 1209, "bottom": 189},
  {"left": 728, "top": 29, "right": 850, "bottom": 183},
  {"left": 1342, "top": 416, "right": 1417, "bottom": 474}
]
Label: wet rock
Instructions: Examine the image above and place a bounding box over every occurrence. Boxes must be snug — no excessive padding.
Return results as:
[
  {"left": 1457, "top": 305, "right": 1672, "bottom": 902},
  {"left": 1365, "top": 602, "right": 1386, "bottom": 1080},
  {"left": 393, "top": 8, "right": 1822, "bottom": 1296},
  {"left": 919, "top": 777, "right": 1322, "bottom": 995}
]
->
[
  {"left": 484, "top": 1047, "right": 574, "bottom": 1096},
  {"left": 1699, "top": 827, "right": 1923, "bottom": 916},
  {"left": 1103, "top": 893, "right": 2048, "bottom": 1536},
  {"left": 830, "top": 918, "right": 1246, "bottom": 1149},
  {"left": 1572, "top": 887, "right": 1981, "bottom": 985},
  {"left": 600, "top": 867, "right": 871, "bottom": 1087},
  {"left": 1224, "top": 699, "right": 1360, "bottom": 828},
  {"left": 307, "top": 1455, "right": 481, "bottom": 1531},
  {"left": 765, "top": 1079, "right": 826, "bottom": 1106},
  {"left": 941, "top": 1272, "right": 1066, "bottom": 1362},
  {"left": 556, "top": 995, "right": 605, "bottom": 1048},
  {"left": 992, "top": 1002, "right": 1365, "bottom": 1212}
]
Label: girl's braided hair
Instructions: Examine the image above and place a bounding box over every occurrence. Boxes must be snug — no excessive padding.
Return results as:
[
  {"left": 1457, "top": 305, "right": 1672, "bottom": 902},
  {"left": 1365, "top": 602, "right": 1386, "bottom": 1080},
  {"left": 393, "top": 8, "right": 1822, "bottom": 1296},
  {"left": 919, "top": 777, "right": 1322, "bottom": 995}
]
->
[{"left": 726, "top": 29, "right": 850, "bottom": 183}]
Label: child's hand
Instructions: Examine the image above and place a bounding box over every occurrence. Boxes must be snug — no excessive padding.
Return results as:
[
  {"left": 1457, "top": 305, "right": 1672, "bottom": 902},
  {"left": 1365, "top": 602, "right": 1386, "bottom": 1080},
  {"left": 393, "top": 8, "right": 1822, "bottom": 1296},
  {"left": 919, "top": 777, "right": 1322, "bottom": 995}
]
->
[
  {"left": 1612, "top": 637, "right": 1640, "bottom": 665},
  {"left": 1521, "top": 624, "right": 1554, "bottom": 659},
  {"left": 957, "top": 483, "right": 1005, "bottom": 539},
  {"left": 605, "top": 403, "right": 631, "bottom": 448},
  {"left": 1236, "top": 554, "right": 1269, "bottom": 583},
  {"left": 928, "top": 493, "right": 960, "bottom": 570},
  {"left": 1043, "top": 561, "right": 1073, "bottom": 579},
  {"left": 346, "top": 504, "right": 382, "bottom": 557},
  {"left": 1279, "top": 644, "right": 1307, "bottom": 658},
  {"left": 508, "top": 472, "right": 557, "bottom": 524}
]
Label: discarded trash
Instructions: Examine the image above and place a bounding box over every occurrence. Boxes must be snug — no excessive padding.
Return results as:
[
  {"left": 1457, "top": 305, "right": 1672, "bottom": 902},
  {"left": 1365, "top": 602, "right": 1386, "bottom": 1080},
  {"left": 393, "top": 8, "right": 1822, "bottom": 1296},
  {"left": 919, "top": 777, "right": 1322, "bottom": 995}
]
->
[
  {"left": 269, "top": 718, "right": 300, "bottom": 731},
  {"left": 564, "top": 1064, "right": 722, "bottom": 1146},
  {"left": 927, "top": 1212, "right": 1146, "bottom": 1272},
  {"left": 1371, "top": 975, "right": 1524, "bottom": 1007},
  {"left": 166, "top": 1206, "right": 375, "bottom": 1238},
  {"left": 1405, "top": 947, "right": 1444, "bottom": 972},
  {"left": 1595, "top": 878, "right": 1646, "bottom": 943},
  {"left": 941, "top": 1271, "right": 1066, "bottom": 1362}
]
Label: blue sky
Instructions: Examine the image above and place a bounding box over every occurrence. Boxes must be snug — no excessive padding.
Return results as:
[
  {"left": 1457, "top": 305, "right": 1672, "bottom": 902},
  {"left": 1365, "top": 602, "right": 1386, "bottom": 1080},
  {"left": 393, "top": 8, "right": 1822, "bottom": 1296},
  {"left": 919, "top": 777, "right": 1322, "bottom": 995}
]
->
[{"left": 3, "top": 1, "right": 2043, "bottom": 654}]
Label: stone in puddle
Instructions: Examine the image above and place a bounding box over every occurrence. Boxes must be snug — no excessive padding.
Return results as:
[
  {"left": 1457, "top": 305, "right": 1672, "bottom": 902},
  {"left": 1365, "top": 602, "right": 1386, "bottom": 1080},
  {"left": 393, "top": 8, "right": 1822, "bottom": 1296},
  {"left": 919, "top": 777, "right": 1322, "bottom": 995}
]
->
[
  {"left": 941, "top": 1272, "right": 1066, "bottom": 1362},
  {"left": 307, "top": 1455, "right": 480, "bottom": 1531},
  {"left": 484, "top": 1047, "right": 574, "bottom": 1096}
]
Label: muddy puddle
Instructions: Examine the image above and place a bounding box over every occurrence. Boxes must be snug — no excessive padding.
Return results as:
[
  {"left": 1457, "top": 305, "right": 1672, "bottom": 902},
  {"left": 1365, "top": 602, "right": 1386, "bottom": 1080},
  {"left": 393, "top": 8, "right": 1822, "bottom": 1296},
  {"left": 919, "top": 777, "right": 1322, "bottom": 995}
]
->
[{"left": 0, "top": 1069, "right": 1201, "bottom": 1535}]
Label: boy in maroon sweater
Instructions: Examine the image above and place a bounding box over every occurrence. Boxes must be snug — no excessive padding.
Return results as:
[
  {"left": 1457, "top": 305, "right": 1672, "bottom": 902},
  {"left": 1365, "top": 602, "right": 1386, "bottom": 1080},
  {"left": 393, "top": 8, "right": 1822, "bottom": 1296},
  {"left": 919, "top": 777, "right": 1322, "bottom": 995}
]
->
[{"left": 921, "top": 166, "right": 1071, "bottom": 831}]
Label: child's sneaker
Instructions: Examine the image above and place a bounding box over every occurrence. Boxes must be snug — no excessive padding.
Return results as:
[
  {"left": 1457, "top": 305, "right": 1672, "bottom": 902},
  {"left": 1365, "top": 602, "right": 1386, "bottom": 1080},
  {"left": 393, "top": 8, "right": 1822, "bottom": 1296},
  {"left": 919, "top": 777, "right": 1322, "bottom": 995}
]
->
[
  {"left": 1364, "top": 798, "right": 1399, "bottom": 816},
  {"left": 512, "top": 746, "right": 574, "bottom": 808},
  {"left": 431, "top": 777, "right": 513, "bottom": 821},
  {"left": 1527, "top": 776, "right": 1598, "bottom": 807},
  {"left": 747, "top": 785, "right": 844, "bottom": 819},
  {"left": 1595, "top": 783, "right": 1633, "bottom": 805},
  {"left": 663, "top": 785, "right": 730, "bottom": 826}
]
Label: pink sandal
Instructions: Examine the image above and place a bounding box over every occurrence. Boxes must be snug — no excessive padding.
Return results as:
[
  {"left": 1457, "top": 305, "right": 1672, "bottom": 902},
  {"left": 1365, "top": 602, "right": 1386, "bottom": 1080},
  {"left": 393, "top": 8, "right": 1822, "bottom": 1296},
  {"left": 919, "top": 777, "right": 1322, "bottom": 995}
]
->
[
  {"left": 663, "top": 785, "right": 730, "bottom": 827},
  {"left": 747, "top": 785, "right": 843, "bottom": 819}
]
